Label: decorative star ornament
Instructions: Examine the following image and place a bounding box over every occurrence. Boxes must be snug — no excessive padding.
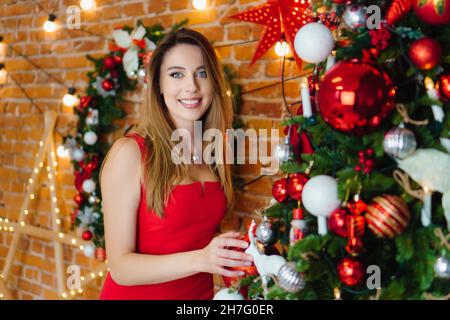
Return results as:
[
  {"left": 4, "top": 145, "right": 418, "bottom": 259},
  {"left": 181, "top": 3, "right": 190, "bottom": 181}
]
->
[{"left": 230, "top": 0, "right": 311, "bottom": 70}]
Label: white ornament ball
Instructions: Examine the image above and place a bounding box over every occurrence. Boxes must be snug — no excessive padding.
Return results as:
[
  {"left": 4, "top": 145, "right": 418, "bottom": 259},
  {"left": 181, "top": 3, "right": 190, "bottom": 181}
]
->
[
  {"left": 72, "top": 148, "right": 85, "bottom": 161},
  {"left": 82, "top": 179, "right": 96, "bottom": 194},
  {"left": 294, "top": 22, "right": 334, "bottom": 64},
  {"left": 83, "top": 131, "right": 98, "bottom": 145},
  {"left": 213, "top": 288, "right": 244, "bottom": 300},
  {"left": 83, "top": 244, "right": 95, "bottom": 258},
  {"left": 301, "top": 175, "right": 340, "bottom": 217}
]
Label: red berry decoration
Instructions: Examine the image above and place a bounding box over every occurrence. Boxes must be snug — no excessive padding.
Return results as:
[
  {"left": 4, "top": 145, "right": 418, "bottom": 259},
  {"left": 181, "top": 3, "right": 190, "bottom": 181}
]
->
[
  {"left": 113, "top": 55, "right": 122, "bottom": 64},
  {"left": 437, "top": 73, "right": 450, "bottom": 100},
  {"left": 413, "top": 0, "right": 450, "bottom": 25},
  {"left": 337, "top": 257, "right": 365, "bottom": 286},
  {"left": 103, "top": 56, "right": 116, "bottom": 70},
  {"left": 82, "top": 230, "right": 93, "bottom": 241},
  {"left": 272, "top": 178, "right": 288, "bottom": 203},
  {"left": 365, "top": 194, "right": 410, "bottom": 238},
  {"left": 101, "top": 79, "right": 114, "bottom": 91},
  {"left": 408, "top": 37, "right": 442, "bottom": 70},
  {"left": 317, "top": 59, "right": 396, "bottom": 134},
  {"left": 74, "top": 193, "right": 84, "bottom": 205},
  {"left": 286, "top": 173, "right": 308, "bottom": 200}
]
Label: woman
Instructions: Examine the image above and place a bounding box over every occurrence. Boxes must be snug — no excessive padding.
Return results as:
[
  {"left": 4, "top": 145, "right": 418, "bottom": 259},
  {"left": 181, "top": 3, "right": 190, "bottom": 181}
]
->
[{"left": 99, "top": 28, "right": 253, "bottom": 300}]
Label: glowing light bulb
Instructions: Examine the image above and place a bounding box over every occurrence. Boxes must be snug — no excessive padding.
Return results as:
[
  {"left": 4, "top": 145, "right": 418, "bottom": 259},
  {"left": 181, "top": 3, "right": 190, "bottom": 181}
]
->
[
  {"left": 43, "top": 14, "right": 57, "bottom": 33},
  {"left": 56, "top": 145, "right": 70, "bottom": 158},
  {"left": 80, "top": 0, "right": 95, "bottom": 10},
  {"left": 63, "top": 88, "right": 78, "bottom": 107},
  {"left": 193, "top": 0, "right": 207, "bottom": 10},
  {"left": 0, "top": 64, "right": 6, "bottom": 85},
  {"left": 274, "top": 41, "right": 290, "bottom": 57},
  {"left": 0, "top": 36, "right": 6, "bottom": 64}
]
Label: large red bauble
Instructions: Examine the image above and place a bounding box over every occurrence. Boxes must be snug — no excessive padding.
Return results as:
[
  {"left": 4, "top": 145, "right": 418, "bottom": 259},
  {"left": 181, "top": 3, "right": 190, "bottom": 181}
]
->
[
  {"left": 286, "top": 173, "right": 308, "bottom": 200},
  {"left": 317, "top": 59, "right": 396, "bottom": 134},
  {"left": 222, "top": 234, "right": 259, "bottom": 289},
  {"left": 437, "top": 73, "right": 450, "bottom": 100},
  {"left": 337, "top": 257, "right": 365, "bottom": 286},
  {"left": 272, "top": 178, "right": 288, "bottom": 203},
  {"left": 413, "top": 0, "right": 450, "bottom": 25},
  {"left": 365, "top": 194, "right": 410, "bottom": 239},
  {"left": 408, "top": 37, "right": 442, "bottom": 70}
]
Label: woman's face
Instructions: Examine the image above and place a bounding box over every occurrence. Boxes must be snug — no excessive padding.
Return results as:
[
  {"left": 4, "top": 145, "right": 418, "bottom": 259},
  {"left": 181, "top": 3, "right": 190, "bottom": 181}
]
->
[{"left": 159, "top": 43, "right": 213, "bottom": 128}]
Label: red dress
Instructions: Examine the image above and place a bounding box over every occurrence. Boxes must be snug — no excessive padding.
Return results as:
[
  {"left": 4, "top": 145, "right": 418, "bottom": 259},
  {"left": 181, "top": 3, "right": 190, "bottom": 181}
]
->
[{"left": 99, "top": 133, "right": 227, "bottom": 300}]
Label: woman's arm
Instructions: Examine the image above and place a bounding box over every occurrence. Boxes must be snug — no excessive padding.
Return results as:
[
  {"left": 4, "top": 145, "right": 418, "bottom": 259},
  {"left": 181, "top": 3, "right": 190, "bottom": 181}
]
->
[{"left": 101, "top": 138, "right": 252, "bottom": 286}]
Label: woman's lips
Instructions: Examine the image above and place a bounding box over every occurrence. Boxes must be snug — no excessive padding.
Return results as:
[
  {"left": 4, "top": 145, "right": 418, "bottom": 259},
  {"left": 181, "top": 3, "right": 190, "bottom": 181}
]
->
[{"left": 178, "top": 98, "right": 202, "bottom": 109}]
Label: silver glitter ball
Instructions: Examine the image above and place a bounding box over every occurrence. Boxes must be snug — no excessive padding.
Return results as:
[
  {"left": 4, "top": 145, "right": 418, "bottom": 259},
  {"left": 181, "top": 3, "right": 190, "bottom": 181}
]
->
[
  {"left": 342, "top": 5, "right": 367, "bottom": 29},
  {"left": 275, "top": 136, "right": 292, "bottom": 163},
  {"left": 383, "top": 126, "right": 417, "bottom": 159},
  {"left": 277, "top": 262, "right": 305, "bottom": 293},
  {"left": 434, "top": 255, "right": 450, "bottom": 279},
  {"left": 137, "top": 68, "right": 146, "bottom": 80},
  {"left": 255, "top": 218, "right": 277, "bottom": 246}
]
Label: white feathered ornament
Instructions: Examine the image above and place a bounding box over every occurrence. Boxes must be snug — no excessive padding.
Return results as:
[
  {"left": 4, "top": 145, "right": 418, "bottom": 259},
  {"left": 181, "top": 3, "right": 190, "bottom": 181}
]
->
[{"left": 396, "top": 148, "right": 450, "bottom": 231}]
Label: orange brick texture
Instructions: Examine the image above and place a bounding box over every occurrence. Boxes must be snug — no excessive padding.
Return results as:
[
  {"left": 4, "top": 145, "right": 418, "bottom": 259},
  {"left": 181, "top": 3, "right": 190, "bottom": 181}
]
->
[{"left": 0, "top": 0, "right": 305, "bottom": 299}]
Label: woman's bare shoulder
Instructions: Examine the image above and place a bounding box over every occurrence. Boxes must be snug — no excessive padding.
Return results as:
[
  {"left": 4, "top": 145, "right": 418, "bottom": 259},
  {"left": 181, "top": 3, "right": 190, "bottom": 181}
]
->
[{"left": 100, "top": 137, "right": 142, "bottom": 185}]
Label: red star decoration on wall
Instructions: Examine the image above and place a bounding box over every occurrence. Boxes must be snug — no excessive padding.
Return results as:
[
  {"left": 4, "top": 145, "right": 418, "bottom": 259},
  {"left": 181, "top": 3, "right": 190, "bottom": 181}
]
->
[{"left": 230, "top": 0, "right": 311, "bottom": 70}]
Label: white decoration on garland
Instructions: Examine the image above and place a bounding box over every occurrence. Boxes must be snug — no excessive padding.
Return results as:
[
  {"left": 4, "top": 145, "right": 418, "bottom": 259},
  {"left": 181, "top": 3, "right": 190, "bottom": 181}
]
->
[
  {"left": 85, "top": 109, "right": 99, "bottom": 126},
  {"left": 82, "top": 178, "right": 96, "bottom": 194},
  {"left": 83, "top": 243, "right": 96, "bottom": 258},
  {"left": 112, "top": 25, "right": 156, "bottom": 79},
  {"left": 72, "top": 148, "right": 85, "bottom": 161},
  {"left": 83, "top": 131, "right": 97, "bottom": 145}
]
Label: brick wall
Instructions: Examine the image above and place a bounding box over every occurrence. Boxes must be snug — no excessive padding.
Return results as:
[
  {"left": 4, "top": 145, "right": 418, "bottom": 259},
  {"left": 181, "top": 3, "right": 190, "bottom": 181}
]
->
[{"left": 0, "top": 0, "right": 303, "bottom": 299}]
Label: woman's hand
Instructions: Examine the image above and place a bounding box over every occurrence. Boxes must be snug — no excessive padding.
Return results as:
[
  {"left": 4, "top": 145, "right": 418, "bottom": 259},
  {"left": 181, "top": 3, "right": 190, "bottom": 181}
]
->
[{"left": 195, "top": 231, "right": 254, "bottom": 277}]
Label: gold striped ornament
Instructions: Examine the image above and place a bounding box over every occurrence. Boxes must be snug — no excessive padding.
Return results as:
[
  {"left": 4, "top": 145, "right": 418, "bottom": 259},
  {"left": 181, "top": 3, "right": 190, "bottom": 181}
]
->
[{"left": 365, "top": 194, "right": 410, "bottom": 238}]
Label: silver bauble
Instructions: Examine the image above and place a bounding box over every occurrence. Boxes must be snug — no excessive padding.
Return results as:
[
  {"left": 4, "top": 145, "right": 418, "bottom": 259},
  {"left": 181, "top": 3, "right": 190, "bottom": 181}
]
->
[
  {"left": 277, "top": 262, "right": 305, "bottom": 293},
  {"left": 255, "top": 217, "right": 278, "bottom": 246},
  {"left": 342, "top": 4, "right": 367, "bottom": 29},
  {"left": 275, "top": 136, "right": 293, "bottom": 163},
  {"left": 434, "top": 255, "right": 450, "bottom": 279},
  {"left": 383, "top": 126, "right": 417, "bottom": 159}
]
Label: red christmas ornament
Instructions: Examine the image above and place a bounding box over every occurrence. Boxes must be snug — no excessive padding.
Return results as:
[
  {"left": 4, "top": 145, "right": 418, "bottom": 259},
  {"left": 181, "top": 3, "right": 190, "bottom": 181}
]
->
[
  {"left": 413, "top": 0, "right": 450, "bottom": 25},
  {"left": 95, "top": 247, "right": 107, "bottom": 261},
  {"left": 345, "top": 237, "right": 365, "bottom": 255},
  {"left": 328, "top": 207, "right": 349, "bottom": 237},
  {"left": 272, "top": 178, "right": 288, "bottom": 203},
  {"left": 229, "top": 0, "right": 311, "bottom": 70},
  {"left": 408, "top": 37, "right": 442, "bottom": 70},
  {"left": 113, "top": 55, "right": 122, "bottom": 64},
  {"left": 101, "top": 79, "right": 114, "bottom": 91},
  {"left": 103, "top": 56, "right": 116, "bottom": 70},
  {"left": 365, "top": 194, "right": 410, "bottom": 238},
  {"left": 387, "top": 0, "right": 413, "bottom": 25},
  {"left": 286, "top": 173, "right": 308, "bottom": 200},
  {"left": 222, "top": 233, "right": 258, "bottom": 298},
  {"left": 337, "top": 257, "right": 365, "bottom": 286},
  {"left": 437, "top": 73, "right": 450, "bottom": 100},
  {"left": 317, "top": 59, "right": 396, "bottom": 134},
  {"left": 368, "top": 22, "right": 391, "bottom": 50},
  {"left": 82, "top": 230, "right": 93, "bottom": 241},
  {"left": 74, "top": 193, "right": 84, "bottom": 205}
]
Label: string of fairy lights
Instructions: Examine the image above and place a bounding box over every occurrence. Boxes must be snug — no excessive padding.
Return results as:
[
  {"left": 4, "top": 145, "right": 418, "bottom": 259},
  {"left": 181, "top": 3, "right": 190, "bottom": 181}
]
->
[{"left": 0, "top": 0, "right": 307, "bottom": 299}]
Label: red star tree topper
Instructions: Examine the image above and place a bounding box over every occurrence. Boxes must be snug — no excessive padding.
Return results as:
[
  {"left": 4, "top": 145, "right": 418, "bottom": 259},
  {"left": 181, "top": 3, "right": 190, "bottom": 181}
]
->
[{"left": 230, "top": 0, "right": 311, "bottom": 71}]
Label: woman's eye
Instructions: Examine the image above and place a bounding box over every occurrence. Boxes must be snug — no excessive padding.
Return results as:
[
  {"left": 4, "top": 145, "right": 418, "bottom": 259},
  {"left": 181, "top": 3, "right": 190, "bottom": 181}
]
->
[
  {"left": 197, "top": 70, "right": 207, "bottom": 78},
  {"left": 170, "top": 72, "right": 183, "bottom": 78}
]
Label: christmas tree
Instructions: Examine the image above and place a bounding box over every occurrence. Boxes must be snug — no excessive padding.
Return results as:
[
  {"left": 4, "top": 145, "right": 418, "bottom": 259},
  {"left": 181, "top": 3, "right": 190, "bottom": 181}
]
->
[{"left": 220, "top": 0, "right": 450, "bottom": 300}]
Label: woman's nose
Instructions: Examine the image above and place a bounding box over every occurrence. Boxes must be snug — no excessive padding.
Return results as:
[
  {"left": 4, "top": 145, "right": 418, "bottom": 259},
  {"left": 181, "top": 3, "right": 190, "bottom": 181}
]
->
[{"left": 185, "top": 74, "right": 199, "bottom": 92}]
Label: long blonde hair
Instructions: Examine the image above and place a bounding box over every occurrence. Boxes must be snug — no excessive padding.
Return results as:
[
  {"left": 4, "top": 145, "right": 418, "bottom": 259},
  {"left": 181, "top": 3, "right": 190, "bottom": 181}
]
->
[{"left": 106, "top": 28, "right": 234, "bottom": 218}]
